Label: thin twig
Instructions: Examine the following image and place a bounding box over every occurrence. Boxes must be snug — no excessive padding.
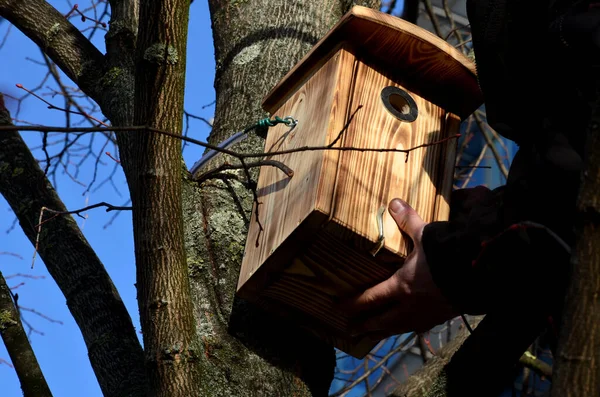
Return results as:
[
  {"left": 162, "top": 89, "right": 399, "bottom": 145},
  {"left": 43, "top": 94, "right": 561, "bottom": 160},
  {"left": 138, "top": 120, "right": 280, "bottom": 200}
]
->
[
  {"left": 422, "top": 0, "right": 443, "bottom": 37},
  {"left": 16, "top": 83, "right": 107, "bottom": 127},
  {"left": 31, "top": 203, "right": 132, "bottom": 267},
  {"left": 442, "top": 0, "right": 467, "bottom": 53},
  {"left": 473, "top": 112, "right": 509, "bottom": 179},
  {"left": 330, "top": 333, "right": 417, "bottom": 397},
  {"left": 195, "top": 159, "right": 293, "bottom": 184},
  {"left": 3, "top": 121, "right": 459, "bottom": 162},
  {"left": 459, "top": 143, "right": 488, "bottom": 189},
  {"left": 18, "top": 306, "right": 63, "bottom": 325}
]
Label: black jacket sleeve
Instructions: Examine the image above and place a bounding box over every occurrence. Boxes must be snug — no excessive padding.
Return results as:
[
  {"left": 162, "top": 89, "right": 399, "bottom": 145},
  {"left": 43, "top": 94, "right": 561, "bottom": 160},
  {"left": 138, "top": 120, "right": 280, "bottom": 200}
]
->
[{"left": 422, "top": 0, "right": 593, "bottom": 315}]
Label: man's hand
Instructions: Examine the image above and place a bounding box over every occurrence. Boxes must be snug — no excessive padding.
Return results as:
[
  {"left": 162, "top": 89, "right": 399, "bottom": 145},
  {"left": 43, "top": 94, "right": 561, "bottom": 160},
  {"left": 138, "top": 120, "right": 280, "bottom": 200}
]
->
[{"left": 345, "top": 199, "right": 457, "bottom": 339}]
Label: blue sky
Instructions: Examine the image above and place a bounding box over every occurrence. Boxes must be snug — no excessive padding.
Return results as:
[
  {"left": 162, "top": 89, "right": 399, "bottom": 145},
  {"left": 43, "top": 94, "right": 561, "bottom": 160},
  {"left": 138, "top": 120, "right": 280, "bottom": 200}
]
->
[{"left": 0, "top": 1, "right": 215, "bottom": 395}]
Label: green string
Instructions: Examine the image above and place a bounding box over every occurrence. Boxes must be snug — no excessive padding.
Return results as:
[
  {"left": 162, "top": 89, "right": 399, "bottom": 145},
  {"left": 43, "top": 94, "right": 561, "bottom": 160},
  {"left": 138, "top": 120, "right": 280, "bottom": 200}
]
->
[{"left": 256, "top": 116, "right": 295, "bottom": 128}]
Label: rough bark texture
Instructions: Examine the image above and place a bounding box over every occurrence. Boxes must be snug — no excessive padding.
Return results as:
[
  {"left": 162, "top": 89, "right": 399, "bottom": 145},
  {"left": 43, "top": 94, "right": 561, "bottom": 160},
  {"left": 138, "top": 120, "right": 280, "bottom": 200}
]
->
[
  {"left": 0, "top": 271, "right": 52, "bottom": 397},
  {"left": 118, "top": 0, "right": 203, "bottom": 395},
  {"left": 0, "top": 96, "right": 146, "bottom": 396},
  {"left": 552, "top": 88, "right": 600, "bottom": 397}
]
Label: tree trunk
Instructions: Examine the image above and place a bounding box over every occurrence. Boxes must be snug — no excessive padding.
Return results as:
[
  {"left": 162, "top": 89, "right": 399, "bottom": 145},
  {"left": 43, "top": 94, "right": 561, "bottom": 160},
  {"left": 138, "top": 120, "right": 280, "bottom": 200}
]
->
[
  {"left": 552, "top": 87, "right": 600, "bottom": 397},
  {"left": 116, "top": 0, "right": 203, "bottom": 395}
]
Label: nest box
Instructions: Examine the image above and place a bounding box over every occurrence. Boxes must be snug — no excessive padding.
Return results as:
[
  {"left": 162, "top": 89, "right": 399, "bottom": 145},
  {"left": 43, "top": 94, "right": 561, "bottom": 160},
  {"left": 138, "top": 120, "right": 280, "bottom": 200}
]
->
[{"left": 237, "top": 6, "right": 482, "bottom": 357}]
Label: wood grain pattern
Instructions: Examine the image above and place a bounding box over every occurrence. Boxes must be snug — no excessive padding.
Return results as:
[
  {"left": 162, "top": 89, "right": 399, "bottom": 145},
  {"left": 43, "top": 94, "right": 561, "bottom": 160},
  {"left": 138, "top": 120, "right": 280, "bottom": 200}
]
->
[
  {"left": 263, "top": 6, "right": 482, "bottom": 118},
  {"left": 238, "top": 8, "right": 480, "bottom": 358},
  {"left": 238, "top": 49, "right": 354, "bottom": 292},
  {"left": 328, "top": 60, "right": 448, "bottom": 257}
]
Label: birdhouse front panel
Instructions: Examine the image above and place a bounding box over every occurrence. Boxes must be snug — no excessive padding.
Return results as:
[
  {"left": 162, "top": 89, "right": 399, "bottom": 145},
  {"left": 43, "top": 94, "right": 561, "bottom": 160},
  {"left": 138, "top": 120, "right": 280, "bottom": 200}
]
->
[
  {"left": 327, "top": 60, "right": 453, "bottom": 257},
  {"left": 237, "top": 6, "right": 481, "bottom": 358}
]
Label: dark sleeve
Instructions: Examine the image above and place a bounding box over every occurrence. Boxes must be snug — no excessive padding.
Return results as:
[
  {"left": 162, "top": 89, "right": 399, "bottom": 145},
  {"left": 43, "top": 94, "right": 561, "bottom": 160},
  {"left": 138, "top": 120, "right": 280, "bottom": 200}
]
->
[
  {"left": 422, "top": 186, "right": 505, "bottom": 314},
  {"left": 430, "top": 0, "right": 589, "bottom": 315},
  {"left": 422, "top": 182, "right": 572, "bottom": 315}
]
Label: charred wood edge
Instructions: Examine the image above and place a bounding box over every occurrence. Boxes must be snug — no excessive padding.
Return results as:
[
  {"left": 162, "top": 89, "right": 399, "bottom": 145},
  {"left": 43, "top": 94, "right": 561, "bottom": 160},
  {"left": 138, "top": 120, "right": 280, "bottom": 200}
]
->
[
  {"left": 0, "top": 271, "right": 52, "bottom": 397},
  {"left": 0, "top": 95, "right": 147, "bottom": 397}
]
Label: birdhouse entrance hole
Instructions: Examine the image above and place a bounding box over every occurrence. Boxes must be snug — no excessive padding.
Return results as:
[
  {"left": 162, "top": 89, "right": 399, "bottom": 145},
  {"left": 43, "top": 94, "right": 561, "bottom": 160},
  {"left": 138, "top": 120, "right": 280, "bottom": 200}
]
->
[{"left": 381, "top": 86, "right": 418, "bottom": 122}]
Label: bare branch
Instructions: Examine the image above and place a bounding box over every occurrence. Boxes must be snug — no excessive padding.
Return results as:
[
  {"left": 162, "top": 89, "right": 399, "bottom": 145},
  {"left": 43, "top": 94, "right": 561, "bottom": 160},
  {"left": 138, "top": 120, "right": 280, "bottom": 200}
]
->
[
  {"left": 40, "top": 201, "right": 132, "bottom": 222},
  {"left": 0, "top": 271, "right": 52, "bottom": 397},
  {"left": 473, "top": 112, "right": 509, "bottom": 179},
  {"left": 422, "top": 0, "right": 443, "bottom": 37},
  {"left": 0, "top": 0, "right": 105, "bottom": 99},
  {"left": 519, "top": 351, "right": 553, "bottom": 380},
  {"left": 196, "top": 160, "right": 294, "bottom": 184},
  {"left": 331, "top": 333, "right": 417, "bottom": 397},
  {"left": 2, "top": 123, "right": 461, "bottom": 163}
]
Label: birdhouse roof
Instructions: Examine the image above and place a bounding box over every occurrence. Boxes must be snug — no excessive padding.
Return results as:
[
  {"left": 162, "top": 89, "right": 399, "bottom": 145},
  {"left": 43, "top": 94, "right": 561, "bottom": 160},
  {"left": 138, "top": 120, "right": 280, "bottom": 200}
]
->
[{"left": 263, "top": 6, "right": 483, "bottom": 118}]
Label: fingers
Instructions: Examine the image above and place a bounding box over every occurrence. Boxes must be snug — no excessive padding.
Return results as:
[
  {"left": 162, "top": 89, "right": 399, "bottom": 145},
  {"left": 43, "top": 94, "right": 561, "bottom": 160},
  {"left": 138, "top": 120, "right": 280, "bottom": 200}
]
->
[
  {"left": 343, "top": 274, "right": 403, "bottom": 315},
  {"left": 388, "top": 199, "right": 425, "bottom": 242}
]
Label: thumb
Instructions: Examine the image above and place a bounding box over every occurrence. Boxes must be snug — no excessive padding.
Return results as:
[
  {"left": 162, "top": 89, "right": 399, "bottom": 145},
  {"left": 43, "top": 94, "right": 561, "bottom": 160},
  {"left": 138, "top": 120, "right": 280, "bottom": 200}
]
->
[{"left": 388, "top": 199, "right": 425, "bottom": 242}]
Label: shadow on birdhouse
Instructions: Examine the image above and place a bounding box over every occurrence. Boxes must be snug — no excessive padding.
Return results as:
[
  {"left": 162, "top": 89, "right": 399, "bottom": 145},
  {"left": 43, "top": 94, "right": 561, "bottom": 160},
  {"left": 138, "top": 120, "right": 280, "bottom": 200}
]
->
[{"left": 237, "top": 6, "right": 482, "bottom": 358}]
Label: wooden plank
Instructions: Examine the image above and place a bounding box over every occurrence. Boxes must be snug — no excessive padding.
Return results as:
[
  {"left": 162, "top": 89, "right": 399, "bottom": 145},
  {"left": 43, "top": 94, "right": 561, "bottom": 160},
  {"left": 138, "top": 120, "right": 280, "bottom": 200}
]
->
[
  {"left": 263, "top": 6, "right": 482, "bottom": 119},
  {"left": 329, "top": 60, "right": 448, "bottom": 258},
  {"left": 315, "top": 47, "right": 357, "bottom": 215},
  {"left": 238, "top": 49, "right": 354, "bottom": 292},
  {"left": 433, "top": 112, "right": 461, "bottom": 221}
]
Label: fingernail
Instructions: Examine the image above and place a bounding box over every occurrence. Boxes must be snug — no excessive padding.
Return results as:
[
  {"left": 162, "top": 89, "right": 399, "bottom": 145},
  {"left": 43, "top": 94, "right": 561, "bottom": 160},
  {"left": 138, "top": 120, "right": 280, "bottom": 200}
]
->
[{"left": 389, "top": 199, "right": 405, "bottom": 214}]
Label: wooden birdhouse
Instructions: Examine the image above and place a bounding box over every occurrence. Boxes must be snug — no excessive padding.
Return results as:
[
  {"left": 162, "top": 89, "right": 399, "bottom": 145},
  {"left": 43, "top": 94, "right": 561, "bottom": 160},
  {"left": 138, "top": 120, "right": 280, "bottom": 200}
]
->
[{"left": 237, "top": 6, "right": 482, "bottom": 357}]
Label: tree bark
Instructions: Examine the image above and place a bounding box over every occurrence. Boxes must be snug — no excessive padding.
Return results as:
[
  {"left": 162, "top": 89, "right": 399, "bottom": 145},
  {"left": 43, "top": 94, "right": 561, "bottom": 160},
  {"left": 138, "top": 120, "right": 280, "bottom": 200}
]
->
[
  {"left": 114, "top": 0, "right": 203, "bottom": 395},
  {"left": 552, "top": 82, "right": 600, "bottom": 397},
  {"left": 0, "top": 271, "right": 52, "bottom": 397}
]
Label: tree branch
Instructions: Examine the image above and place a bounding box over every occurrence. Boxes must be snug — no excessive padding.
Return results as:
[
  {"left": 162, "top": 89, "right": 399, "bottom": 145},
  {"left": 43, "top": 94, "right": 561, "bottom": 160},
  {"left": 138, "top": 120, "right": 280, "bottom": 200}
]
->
[
  {"left": 394, "top": 309, "right": 547, "bottom": 397},
  {"left": 474, "top": 112, "right": 509, "bottom": 179},
  {"left": 195, "top": 160, "right": 294, "bottom": 184},
  {"left": 0, "top": 94, "right": 147, "bottom": 396},
  {"left": 1, "top": 124, "right": 460, "bottom": 162},
  {"left": 0, "top": 0, "right": 105, "bottom": 99},
  {"left": 519, "top": 351, "right": 552, "bottom": 380},
  {"left": 0, "top": 271, "right": 52, "bottom": 397}
]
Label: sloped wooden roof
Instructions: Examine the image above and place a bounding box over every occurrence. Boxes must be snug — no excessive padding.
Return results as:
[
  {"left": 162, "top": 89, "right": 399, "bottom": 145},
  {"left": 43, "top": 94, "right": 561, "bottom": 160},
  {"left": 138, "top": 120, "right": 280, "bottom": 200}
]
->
[{"left": 263, "top": 6, "right": 482, "bottom": 118}]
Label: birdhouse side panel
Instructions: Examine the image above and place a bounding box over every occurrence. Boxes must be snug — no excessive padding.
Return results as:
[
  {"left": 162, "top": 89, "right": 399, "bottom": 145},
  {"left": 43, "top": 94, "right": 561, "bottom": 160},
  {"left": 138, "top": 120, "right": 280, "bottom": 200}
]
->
[
  {"left": 432, "top": 112, "right": 461, "bottom": 221},
  {"left": 238, "top": 50, "right": 353, "bottom": 293},
  {"left": 329, "top": 61, "right": 450, "bottom": 258}
]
